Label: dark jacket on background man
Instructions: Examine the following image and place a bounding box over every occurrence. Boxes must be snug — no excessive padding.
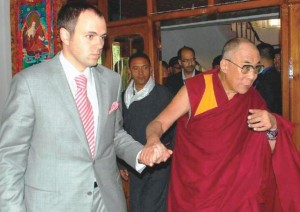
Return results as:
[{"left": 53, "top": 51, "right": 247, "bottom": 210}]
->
[
  {"left": 165, "top": 70, "right": 201, "bottom": 95},
  {"left": 254, "top": 66, "right": 282, "bottom": 114}
]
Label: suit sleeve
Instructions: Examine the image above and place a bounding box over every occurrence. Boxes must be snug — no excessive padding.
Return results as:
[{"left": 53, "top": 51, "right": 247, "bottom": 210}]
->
[
  {"left": 112, "top": 75, "right": 143, "bottom": 169},
  {"left": 0, "top": 73, "right": 33, "bottom": 212}
]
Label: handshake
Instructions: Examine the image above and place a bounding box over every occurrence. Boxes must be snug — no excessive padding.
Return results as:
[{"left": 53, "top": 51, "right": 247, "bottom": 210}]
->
[
  {"left": 120, "top": 139, "right": 173, "bottom": 181},
  {"left": 138, "top": 138, "right": 173, "bottom": 167}
]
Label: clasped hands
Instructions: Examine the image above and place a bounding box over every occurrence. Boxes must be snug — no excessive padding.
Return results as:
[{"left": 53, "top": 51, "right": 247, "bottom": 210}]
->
[{"left": 138, "top": 137, "right": 173, "bottom": 167}]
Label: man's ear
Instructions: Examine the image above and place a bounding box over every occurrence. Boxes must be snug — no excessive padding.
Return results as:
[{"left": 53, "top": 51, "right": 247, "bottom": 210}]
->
[
  {"left": 59, "top": 28, "right": 70, "bottom": 46},
  {"left": 178, "top": 59, "right": 182, "bottom": 66},
  {"left": 149, "top": 66, "right": 153, "bottom": 75},
  {"left": 220, "top": 59, "right": 227, "bottom": 73},
  {"left": 127, "top": 67, "right": 132, "bottom": 77}
]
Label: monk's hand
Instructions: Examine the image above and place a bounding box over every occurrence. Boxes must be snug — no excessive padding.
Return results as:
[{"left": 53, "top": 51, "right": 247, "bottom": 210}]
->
[
  {"left": 247, "top": 109, "right": 277, "bottom": 131},
  {"left": 138, "top": 136, "right": 173, "bottom": 167}
]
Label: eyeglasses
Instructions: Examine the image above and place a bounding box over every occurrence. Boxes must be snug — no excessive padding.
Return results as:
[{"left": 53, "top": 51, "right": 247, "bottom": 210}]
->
[
  {"left": 224, "top": 59, "right": 264, "bottom": 74},
  {"left": 180, "top": 58, "right": 195, "bottom": 63}
]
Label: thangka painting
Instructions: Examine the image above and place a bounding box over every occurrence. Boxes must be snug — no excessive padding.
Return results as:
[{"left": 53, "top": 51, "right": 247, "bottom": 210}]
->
[{"left": 12, "top": 0, "right": 66, "bottom": 75}]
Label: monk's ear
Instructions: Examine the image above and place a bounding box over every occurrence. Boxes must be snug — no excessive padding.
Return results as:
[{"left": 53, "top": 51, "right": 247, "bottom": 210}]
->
[
  {"left": 220, "top": 59, "right": 228, "bottom": 73},
  {"left": 59, "top": 28, "right": 71, "bottom": 46}
]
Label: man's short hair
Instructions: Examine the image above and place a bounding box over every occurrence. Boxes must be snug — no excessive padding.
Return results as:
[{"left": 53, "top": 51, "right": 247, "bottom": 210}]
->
[
  {"left": 168, "top": 56, "right": 179, "bottom": 67},
  {"left": 212, "top": 55, "right": 222, "bottom": 68},
  {"left": 128, "top": 51, "right": 151, "bottom": 67},
  {"left": 57, "top": 2, "right": 103, "bottom": 35},
  {"left": 162, "top": 60, "right": 168, "bottom": 69},
  {"left": 257, "top": 42, "right": 275, "bottom": 60},
  {"left": 177, "top": 46, "right": 195, "bottom": 59},
  {"left": 222, "top": 38, "right": 255, "bottom": 59},
  {"left": 274, "top": 48, "right": 281, "bottom": 55}
]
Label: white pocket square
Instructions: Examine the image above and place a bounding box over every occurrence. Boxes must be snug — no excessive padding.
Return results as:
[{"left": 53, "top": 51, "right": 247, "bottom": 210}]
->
[{"left": 108, "top": 101, "right": 119, "bottom": 114}]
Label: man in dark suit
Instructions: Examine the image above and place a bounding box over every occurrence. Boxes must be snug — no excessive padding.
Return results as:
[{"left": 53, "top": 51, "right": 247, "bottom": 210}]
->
[
  {"left": 120, "top": 52, "right": 174, "bottom": 212},
  {"left": 165, "top": 46, "right": 201, "bottom": 95},
  {"left": 254, "top": 42, "right": 282, "bottom": 115},
  {"left": 0, "top": 3, "right": 171, "bottom": 212}
]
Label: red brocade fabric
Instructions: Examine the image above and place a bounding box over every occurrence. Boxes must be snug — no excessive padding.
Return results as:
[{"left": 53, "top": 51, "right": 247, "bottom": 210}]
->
[{"left": 168, "top": 70, "right": 300, "bottom": 212}]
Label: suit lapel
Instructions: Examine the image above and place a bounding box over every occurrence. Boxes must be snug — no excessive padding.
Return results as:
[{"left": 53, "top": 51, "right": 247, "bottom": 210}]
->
[
  {"left": 92, "top": 67, "right": 110, "bottom": 156},
  {"left": 48, "top": 55, "right": 91, "bottom": 157}
]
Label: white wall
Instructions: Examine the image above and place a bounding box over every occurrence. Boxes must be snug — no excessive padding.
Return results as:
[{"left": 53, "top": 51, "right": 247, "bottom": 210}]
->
[
  {"left": 161, "top": 25, "right": 235, "bottom": 71},
  {"left": 0, "top": 1, "right": 12, "bottom": 118},
  {"left": 161, "top": 23, "right": 279, "bottom": 71}
]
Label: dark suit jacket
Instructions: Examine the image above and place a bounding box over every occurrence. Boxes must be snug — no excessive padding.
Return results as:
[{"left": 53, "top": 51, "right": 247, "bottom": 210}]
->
[
  {"left": 165, "top": 70, "right": 201, "bottom": 95},
  {"left": 254, "top": 66, "right": 282, "bottom": 114}
]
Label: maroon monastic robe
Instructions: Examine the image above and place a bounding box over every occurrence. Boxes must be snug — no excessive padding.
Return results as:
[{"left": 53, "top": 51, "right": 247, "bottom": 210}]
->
[{"left": 168, "top": 69, "right": 299, "bottom": 212}]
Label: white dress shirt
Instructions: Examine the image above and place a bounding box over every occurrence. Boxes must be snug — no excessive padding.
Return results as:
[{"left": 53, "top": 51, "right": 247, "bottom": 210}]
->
[{"left": 59, "top": 53, "right": 99, "bottom": 140}]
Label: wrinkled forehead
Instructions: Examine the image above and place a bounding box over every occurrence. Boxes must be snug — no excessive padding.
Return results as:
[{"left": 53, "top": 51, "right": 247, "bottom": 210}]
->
[{"left": 231, "top": 43, "right": 260, "bottom": 63}]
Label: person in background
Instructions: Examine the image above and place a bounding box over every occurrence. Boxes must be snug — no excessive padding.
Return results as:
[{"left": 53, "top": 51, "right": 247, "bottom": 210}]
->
[
  {"left": 119, "top": 52, "right": 174, "bottom": 212},
  {"left": 195, "top": 60, "right": 202, "bottom": 72},
  {"left": 212, "top": 54, "right": 222, "bottom": 69},
  {"left": 0, "top": 3, "right": 171, "bottom": 212},
  {"left": 254, "top": 42, "right": 282, "bottom": 115},
  {"left": 140, "top": 38, "right": 300, "bottom": 211},
  {"left": 162, "top": 60, "right": 170, "bottom": 84},
  {"left": 165, "top": 46, "right": 201, "bottom": 95},
  {"left": 168, "top": 56, "right": 181, "bottom": 75},
  {"left": 274, "top": 48, "right": 281, "bottom": 72}
]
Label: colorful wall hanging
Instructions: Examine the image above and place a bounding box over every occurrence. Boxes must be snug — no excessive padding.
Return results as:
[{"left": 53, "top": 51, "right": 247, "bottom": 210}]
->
[{"left": 11, "top": 0, "right": 66, "bottom": 75}]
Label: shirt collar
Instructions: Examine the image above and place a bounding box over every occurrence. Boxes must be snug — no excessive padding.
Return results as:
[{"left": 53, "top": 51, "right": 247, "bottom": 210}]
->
[
  {"left": 259, "top": 66, "right": 274, "bottom": 75},
  {"left": 59, "top": 52, "right": 92, "bottom": 81},
  {"left": 182, "top": 69, "right": 196, "bottom": 81}
]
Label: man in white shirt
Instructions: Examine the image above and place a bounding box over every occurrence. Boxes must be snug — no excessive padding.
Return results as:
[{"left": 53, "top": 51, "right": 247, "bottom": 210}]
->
[{"left": 165, "top": 46, "right": 201, "bottom": 95}]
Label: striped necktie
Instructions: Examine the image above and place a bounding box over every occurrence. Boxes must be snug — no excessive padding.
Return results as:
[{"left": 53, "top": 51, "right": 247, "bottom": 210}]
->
[{"left": 74, "top": 74, "right": 95, "bottom": 158}]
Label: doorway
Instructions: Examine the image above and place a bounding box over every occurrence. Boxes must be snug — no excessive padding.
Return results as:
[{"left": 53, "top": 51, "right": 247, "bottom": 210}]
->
[{"left": 160, "top": 7, "right": 280, "bottom": 71}]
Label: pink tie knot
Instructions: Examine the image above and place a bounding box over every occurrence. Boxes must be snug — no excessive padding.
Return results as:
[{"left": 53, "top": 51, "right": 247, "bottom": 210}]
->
[{"left": 75, "top": 74, "right": 87, "bottom": 90}]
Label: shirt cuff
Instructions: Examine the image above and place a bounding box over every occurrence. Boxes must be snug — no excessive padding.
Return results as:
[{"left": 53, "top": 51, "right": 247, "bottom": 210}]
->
[{"left": 135, "top": 150, "right": 146, "bottom": 173}]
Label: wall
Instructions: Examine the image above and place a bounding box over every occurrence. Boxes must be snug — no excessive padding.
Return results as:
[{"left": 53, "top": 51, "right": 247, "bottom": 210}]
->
[
  {"left": 0, "top": 1, "right": 12, "bottom": 118},
  {"left": 161, "top": 23, "right": 279, "bottom": 71},
  {"left": 161, "top": 25, "right": 236, "bottom": 70}
]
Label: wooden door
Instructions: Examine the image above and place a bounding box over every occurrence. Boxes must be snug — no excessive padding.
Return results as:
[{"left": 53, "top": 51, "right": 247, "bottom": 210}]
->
[{"left": 285, "top": 1, "right": 300, "bottom": 148}]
